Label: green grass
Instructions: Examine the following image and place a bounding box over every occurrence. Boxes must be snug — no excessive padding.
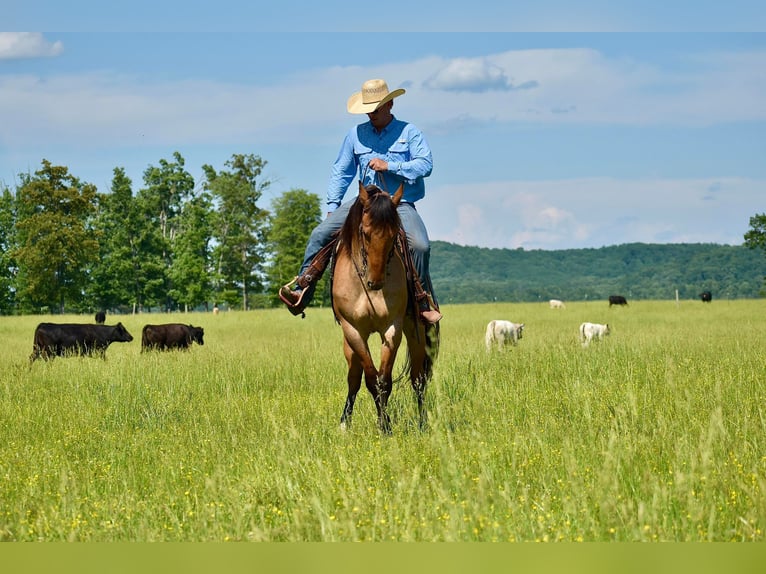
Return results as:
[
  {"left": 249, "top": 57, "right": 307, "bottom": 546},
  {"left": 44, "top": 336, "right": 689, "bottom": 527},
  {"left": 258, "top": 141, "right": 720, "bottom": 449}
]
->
[{"left": 0, "top": 300, "right": 764, "bottom": 541}]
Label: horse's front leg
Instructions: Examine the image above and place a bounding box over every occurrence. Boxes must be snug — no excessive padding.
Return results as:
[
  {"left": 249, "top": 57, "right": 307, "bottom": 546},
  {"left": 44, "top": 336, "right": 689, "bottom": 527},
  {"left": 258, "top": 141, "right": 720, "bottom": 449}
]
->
[
  {"left": 368, "top": 325, "right": 402, "bottom": 435},
  {"left": 366, "top": 371, "right": 392, "bottom": 435},
  {"left": 340, "top": 337, "right": 363, "bottom": 431}
]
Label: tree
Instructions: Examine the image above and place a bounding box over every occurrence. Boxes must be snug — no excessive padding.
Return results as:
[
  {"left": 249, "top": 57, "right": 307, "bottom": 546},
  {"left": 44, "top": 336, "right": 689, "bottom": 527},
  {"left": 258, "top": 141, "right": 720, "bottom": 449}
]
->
[
  {"left": 136, "top": 152, "right": 196, "bottom": 311},
  {"left": 266, "top": 188, "right": 323, "bottom": 306},
  {"left": 744, "top": 213, "right": 766, "bottom": 294},
  {"left": 0, "top": 185, "right": 17, "bottom": 314},
  {"left": 203, "top": 154, "right": 270, "bottom": 310},
  {"left": 91, "top": 167, "right": 164, "bottom": 313},
  {"left": 13, "top": 160, "right": 98, "bottom": 314},
  {"left": 744, "top": 213, "right": 766, "bottom": 251},
  {"left": 168, "top": 193, "right": 213, "bottom": 311}
]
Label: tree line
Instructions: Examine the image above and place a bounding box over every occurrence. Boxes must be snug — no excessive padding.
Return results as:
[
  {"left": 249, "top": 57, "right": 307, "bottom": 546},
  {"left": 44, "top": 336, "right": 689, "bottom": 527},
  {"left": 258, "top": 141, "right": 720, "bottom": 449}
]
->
[
  {"left": 430, "top": 240, "right": 766, "bottom": 305},
  {"left": 2, "top": 154, "right": 765, "bottom": 315},
  {"left": 0, "top": 153, "right": 322, "bottom": 315}
]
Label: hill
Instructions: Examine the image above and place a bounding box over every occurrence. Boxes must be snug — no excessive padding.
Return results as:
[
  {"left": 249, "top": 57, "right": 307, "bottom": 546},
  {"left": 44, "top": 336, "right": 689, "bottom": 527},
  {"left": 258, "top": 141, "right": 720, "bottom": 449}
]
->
[{"left": 430, "top": 241, "right": 766, "bottom": 304}]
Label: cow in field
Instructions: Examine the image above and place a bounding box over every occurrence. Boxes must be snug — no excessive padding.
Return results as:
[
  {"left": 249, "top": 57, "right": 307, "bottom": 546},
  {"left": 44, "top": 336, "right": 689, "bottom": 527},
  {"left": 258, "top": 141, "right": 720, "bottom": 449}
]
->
[
  {"left": 95, "top": 311, "right": 106, "bottom": 324},
  {"left": 549, "top": 299, "right": 566, "bottom": 309},
  {"left": 579, "top": 322, "right": 610, "bottom": 347},
  {"left": 485, "top": 320, "right": 525, "bottom": 351},
  {"left": 30, "top": 322, "right": 134, "bottom": 364},
  {"left": 699, "top": 291, "right": 712, "bottom": 303},
  {"left": 141, "top": 323, "right": 205, "bottom": 352},
  {"left": 608, "top": 295, "right": 628, "bottom": 307}
]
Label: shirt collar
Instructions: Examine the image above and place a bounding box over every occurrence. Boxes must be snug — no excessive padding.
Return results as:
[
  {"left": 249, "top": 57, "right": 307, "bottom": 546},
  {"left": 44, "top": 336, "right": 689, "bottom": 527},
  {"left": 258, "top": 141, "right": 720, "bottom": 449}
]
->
[{"left": 369, "top": 115, "right": 396, "bottom": 135}]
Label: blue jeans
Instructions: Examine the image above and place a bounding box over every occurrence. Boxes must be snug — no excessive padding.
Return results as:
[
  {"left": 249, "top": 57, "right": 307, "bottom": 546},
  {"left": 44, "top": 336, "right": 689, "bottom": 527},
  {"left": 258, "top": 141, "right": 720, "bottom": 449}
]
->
[{"left": 298, "top": 200, "right": 436, "bottom": 303}]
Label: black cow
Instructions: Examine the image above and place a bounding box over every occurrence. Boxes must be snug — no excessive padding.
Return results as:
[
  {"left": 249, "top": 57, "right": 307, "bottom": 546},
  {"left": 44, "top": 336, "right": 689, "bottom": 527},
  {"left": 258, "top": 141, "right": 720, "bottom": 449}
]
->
[
  {"left": 30, "top": 322, "right": 134, "bottom": 364},
  {"left": 608, "top": 295, "right": 628, "bottom": 307},
  {"left": 141, "top": 323, "right": 205, "bottom": 352},
  {"left": 699, "top": 291, "right": 712, "bottom": 303},
  {"left": 95, "top": 311, "right": 106, "bottom": 324}
]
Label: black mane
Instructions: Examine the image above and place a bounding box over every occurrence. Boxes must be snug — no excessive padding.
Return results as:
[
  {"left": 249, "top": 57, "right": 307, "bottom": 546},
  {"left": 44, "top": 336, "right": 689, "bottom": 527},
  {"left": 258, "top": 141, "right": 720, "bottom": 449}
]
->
[{"left": 338, "top": 184, "right": 401, "bottom": 256}]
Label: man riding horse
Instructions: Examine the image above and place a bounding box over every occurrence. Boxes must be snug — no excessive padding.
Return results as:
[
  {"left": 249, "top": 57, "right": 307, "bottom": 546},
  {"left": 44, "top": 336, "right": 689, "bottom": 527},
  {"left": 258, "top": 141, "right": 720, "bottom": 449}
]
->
[{"left": 279, "top": 78, "right": 441, "bottom": 324}]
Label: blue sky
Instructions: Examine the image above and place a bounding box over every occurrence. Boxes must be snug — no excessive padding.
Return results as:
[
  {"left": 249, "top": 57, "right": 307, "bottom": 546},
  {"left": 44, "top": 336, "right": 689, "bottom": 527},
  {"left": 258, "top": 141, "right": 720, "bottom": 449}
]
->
[{"left": 1, "top": 22, "right": 765, "bottom": 249}]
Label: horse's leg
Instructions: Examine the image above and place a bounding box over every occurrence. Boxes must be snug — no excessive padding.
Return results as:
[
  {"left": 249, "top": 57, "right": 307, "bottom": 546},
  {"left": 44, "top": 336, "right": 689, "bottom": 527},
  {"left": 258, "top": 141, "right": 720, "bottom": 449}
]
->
[
  {"left": 365, "top": 371, "right": 392, "bottom": 435},
  {"left": 340, "top": 337, "right": 363, "bottom": 431},
  {"left": 368, "top": 327, "right": 403, "bottom": 435},
  {"left": 404, "top": 320, "right": 429, "bottom": 430}
]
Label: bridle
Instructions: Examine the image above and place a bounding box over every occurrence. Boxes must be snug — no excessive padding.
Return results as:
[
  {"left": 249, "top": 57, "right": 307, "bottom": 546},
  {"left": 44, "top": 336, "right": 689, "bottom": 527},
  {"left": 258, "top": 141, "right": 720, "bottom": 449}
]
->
[
  {"left": 353, "top": 197, "right": 399, "bottom": 286},
  {"left": 352, "top": 166, "right": 400, "bottom": 290}
]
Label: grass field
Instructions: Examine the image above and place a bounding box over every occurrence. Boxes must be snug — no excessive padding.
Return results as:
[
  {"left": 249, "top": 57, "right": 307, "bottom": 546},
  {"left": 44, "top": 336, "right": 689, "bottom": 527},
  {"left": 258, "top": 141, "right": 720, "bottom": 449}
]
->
[{"left": 0, "top": 299, "right": 764, "bottom": 541}]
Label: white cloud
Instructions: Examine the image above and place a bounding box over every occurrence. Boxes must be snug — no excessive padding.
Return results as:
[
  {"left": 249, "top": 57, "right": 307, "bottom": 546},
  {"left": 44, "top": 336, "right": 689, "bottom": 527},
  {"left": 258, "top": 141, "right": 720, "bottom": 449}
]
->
[
  {"left": 419, "top": 177, "right": 762, "bottom": 250},
  {"left": 424, "top": 58, "right": 532, "bottom": 92},
  {"left": 0, "top": 33, "right": 63, "bottom": 59},
  {"left": 413, "top": 48, "right": 766, "bottom": 128},
  {"left": 1, "top": 46, "right": 764, "bottom": 151}
]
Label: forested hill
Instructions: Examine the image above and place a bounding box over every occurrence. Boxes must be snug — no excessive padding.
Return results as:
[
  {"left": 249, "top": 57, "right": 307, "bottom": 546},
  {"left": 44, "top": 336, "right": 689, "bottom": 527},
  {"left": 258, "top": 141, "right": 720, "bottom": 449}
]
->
[{"left": 429, "top": 242, "right": 766, "bottom": 304}]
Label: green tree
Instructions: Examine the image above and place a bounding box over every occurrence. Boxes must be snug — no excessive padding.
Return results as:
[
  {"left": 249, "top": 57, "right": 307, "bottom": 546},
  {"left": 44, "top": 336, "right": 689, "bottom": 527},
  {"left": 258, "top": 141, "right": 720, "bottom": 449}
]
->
[
  {"left": 744, "top": 213, "right": 766, "bottom": 251},
  {"left": 168, "top": 193, "right": 213, "bottom": 311},
  {"left": 13, "top": 160, "right": 98, "bottom": 314},
  {"left": 0, "top": 185, "right": 17, "bottom": 314},
  {"left": 744, "top": 213, "right": 766, "bottom": 294},
  {"left": 266, "top": 188, "right": 323, "bottom": 306},
  {"left": 91, "top": 167, "right": 165, "bottom": 313},
  {"left": 136, "top": 152, "right": 196, "bottom": 311},
  {"left": 203, "top": 154, "right": 270, "bottom": 310}
]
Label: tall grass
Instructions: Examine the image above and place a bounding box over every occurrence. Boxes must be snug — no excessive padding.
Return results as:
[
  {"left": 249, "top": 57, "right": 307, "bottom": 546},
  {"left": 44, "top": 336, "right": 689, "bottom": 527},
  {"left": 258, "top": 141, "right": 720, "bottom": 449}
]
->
[{"left": 0, "top": 300, "right": 764, "bottom": 541}]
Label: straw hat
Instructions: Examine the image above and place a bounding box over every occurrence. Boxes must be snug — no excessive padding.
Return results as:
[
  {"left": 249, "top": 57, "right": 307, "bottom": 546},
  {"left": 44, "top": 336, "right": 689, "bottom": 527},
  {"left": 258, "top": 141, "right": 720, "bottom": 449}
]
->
[{"left": 347, "top": 79, "right": 406, "bottom": 114}]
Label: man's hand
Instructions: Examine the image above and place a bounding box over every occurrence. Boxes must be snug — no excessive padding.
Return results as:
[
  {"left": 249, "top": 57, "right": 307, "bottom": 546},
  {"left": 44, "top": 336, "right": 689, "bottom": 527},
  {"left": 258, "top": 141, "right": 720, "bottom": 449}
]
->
[{"left": 368, "top": 158, "right": 389, "bottom": 172}]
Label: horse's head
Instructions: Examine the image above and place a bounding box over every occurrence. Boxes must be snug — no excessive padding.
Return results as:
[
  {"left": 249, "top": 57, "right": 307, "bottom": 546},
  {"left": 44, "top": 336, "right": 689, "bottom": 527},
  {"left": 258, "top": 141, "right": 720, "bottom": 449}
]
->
[{"left": 356, "top": 181, "right": 404, "bottom": 290}]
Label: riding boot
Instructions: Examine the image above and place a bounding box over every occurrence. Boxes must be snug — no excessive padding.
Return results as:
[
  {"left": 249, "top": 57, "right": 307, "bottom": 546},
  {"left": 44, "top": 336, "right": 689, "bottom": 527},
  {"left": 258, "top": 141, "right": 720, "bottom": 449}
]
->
[
  {"left": 279, "top": 238, "right": 337, "bottom": 318},
  {"left": 395, "top": 229, "right": 442, "bottom": 325},
  {"left": 414, "top": 280, "right": 443, "bottom": 325}
]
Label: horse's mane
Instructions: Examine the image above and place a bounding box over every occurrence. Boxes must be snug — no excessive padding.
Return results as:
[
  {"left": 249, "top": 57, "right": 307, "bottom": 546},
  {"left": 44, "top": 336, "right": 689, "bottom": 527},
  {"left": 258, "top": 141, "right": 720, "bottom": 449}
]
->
[{"left": 338, "top": 184, "right": 401, "bottom": 256}]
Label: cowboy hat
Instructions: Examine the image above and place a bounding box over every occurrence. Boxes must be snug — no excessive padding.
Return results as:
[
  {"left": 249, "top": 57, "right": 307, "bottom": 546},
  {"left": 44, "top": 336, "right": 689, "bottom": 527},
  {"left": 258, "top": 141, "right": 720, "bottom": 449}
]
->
[{"left": 347, "top": 79, "right": 406, "bottom": 114}]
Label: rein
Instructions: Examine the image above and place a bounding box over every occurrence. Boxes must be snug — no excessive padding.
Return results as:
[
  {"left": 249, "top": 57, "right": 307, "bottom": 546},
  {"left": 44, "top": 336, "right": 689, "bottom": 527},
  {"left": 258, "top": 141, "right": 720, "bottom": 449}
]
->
[
  {"left": 349, "top": 179, "right": 400, "bottom": 308},
  {"left": 353, "top": 222, "right": 397, "bottom": 280}
]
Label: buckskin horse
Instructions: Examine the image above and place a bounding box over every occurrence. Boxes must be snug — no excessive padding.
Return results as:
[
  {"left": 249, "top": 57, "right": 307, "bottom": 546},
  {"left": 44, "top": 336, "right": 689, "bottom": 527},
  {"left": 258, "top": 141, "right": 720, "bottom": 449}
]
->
[{"left": 331, "top": 181, "right": 439, "bottom": 434}]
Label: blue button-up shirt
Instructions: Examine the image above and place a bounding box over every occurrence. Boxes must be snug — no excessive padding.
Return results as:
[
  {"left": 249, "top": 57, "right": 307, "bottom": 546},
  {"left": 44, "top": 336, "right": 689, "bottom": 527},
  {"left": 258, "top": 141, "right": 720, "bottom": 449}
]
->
[{"left": 326, "top": 116, "right": 433, "bottom": 212}]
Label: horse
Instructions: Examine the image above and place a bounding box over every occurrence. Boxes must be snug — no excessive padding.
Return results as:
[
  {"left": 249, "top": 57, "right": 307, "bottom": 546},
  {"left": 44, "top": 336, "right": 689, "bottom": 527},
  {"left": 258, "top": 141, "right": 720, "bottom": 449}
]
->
[{"left": 331, "top": 181, "right": 439, "bottom": 434}]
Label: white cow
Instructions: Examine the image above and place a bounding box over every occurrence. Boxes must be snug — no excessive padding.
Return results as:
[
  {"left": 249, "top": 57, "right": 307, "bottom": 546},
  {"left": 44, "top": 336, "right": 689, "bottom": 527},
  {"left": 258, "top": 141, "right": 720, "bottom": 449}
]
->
[
  {"left": 485, "top": 320, "right": 525, "bottom": 351},
  {"left": 579, "top": 322, "right": 610, "bottom": 347},
  {"left": 549, "top": 299, "right": 566, "bottom": 309}
]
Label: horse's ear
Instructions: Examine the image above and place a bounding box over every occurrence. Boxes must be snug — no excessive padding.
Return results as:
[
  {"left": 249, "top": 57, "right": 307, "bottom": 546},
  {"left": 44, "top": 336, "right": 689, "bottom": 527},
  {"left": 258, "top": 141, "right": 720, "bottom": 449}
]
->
[
  {"left": 391, "top": 183, "right": 404, "bottom": 206},
  {"left": 358, "top": 180, "right": 369, "bottom": 204}
]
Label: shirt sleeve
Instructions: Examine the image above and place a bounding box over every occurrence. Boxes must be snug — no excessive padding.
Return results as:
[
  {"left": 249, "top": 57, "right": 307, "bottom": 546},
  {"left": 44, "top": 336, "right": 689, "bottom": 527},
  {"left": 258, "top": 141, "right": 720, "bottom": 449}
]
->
[
  {"left": 326, "top": 130, "right": 358, "bottom": 212},
  {"left": 393, "top": 124, "right": 433, "bottom": 183}
]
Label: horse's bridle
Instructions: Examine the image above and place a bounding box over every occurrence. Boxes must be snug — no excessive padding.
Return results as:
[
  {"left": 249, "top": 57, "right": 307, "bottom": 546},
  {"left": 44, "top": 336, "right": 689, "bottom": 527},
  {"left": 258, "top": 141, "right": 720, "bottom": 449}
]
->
[
  {"left": 351, "top": 164, "right": 401, "bottom": 299},
  {"left": 354, "top": 219, "right": 398, "bottom": 283}
]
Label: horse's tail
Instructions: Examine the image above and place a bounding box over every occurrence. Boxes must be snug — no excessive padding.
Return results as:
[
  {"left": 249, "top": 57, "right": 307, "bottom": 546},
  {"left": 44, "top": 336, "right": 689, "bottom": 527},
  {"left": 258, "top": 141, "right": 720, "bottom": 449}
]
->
[
  {"left": 423, "top": 321, "right": 440, "bottom": 380},
  {"left": 393, "top": 321, "right": 440, "bottom": 386}
]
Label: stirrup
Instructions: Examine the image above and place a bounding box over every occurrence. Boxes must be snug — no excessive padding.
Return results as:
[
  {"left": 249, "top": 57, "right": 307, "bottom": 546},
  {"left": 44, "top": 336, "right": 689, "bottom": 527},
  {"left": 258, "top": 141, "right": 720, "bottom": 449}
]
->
[
  {"left": 418, "top": 293, "right": 442, "bottom": 324},
  {"left": 279, "top": 278, "right": 307, "bottom": 318},
  {"left": 419, "top": 308, "right": 442, "bottom": 325}
]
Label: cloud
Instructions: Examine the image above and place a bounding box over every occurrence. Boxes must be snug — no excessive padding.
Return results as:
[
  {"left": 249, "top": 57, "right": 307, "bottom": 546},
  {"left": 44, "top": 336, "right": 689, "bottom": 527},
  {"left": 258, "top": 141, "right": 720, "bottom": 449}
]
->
[
  {"left": 419, "top": 177, "right": 762, "bottom": 250},
  {"left": 409, "top": 48, "right": 766, "bottom": 129},
  {"left": 1, "top": 45, "right": 765, "bottom": 152},
  {"left": 424, "top": 57, "right": 539, "bottom": 93},
  {"left": 0, "top": 33, "right": 63, "bottom": 59}
]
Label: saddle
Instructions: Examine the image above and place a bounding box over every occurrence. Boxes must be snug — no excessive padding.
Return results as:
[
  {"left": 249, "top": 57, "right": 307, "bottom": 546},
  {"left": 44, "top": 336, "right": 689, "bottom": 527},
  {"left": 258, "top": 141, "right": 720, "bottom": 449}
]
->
[{"left": 283, "top": 227, "right": 440, "bottom": 324}]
